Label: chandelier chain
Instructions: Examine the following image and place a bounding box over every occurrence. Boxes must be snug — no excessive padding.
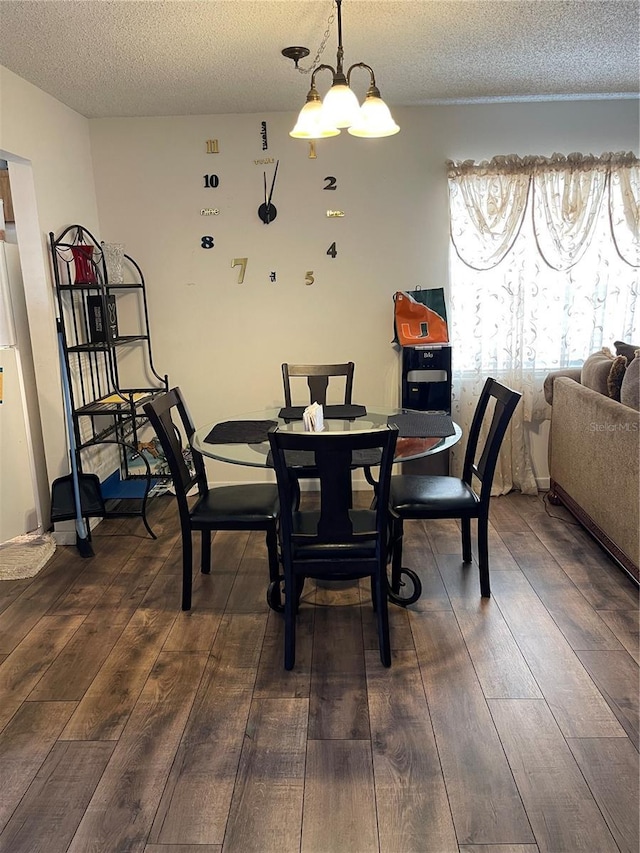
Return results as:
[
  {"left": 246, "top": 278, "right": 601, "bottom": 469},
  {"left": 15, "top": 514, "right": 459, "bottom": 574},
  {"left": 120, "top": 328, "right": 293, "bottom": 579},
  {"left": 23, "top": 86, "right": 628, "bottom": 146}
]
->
[{"left": 297, "top": 2, "right": 336, "bottom": 74}]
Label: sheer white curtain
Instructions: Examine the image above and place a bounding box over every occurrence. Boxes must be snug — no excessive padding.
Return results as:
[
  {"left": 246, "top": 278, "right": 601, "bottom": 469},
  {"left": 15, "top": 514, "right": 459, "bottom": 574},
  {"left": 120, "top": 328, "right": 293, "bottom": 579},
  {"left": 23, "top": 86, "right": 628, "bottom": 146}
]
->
[{"left": 447, "top": 152, "right": 640, "bottom": 495}]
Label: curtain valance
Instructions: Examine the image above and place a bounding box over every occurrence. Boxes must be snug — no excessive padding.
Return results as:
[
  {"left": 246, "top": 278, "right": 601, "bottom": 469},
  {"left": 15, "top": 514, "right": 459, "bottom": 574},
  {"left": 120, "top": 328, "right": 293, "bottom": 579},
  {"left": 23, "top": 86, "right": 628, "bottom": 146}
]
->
[{"left": 447, "top": 152, "right": 640, "bottom": 270}]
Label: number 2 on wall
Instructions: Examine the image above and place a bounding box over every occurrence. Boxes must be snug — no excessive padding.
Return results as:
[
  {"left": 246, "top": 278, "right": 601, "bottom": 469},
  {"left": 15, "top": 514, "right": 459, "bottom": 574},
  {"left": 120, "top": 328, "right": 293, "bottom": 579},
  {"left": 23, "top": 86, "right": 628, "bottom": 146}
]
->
[{"left": 323, "top": 176, "right": 337, "bottom": 190}]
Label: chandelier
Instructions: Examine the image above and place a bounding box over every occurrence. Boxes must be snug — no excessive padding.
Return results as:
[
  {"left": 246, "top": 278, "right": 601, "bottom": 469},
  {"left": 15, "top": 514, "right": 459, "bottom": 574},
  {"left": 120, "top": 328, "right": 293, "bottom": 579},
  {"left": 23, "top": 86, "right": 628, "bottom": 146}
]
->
[{"left": 282, "top": 0, "right": 400, "bottom": 139}]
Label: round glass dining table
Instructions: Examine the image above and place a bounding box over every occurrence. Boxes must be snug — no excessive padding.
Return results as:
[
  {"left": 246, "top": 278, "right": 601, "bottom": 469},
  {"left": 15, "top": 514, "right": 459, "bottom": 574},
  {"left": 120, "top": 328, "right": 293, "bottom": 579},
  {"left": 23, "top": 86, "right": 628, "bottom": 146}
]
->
[{"left": 191, "top": 407, "right": 462, "bottom": 468}]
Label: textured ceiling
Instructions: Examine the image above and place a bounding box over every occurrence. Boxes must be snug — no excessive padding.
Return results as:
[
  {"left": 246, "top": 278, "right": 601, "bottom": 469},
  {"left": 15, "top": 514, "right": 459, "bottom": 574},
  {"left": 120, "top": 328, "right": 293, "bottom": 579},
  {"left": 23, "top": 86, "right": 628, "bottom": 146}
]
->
[{"left": 0, "top": 0, "right": 638, "bottom": 119}]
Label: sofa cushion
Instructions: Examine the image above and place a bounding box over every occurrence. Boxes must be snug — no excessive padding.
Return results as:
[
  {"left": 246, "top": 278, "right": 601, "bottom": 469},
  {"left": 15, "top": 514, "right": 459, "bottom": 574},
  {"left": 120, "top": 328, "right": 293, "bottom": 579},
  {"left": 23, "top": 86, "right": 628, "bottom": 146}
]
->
[
  {"left": 607, "top": 355, "right": 627, "bottom": 401},
  {"left": 581, "top": 349, "right": 614, "bottom": 396},
  {"left": 614, "top": 340, "right": 640, "bottom": 364},
  {"left": 620, "top": 350, "right": 640, "bottom": 410}
]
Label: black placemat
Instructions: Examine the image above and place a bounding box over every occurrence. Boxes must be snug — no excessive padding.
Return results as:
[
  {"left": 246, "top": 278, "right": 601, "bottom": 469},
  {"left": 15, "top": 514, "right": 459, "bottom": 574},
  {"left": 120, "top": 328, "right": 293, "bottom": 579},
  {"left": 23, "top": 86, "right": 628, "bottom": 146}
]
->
[
  {"left": 387, "top": 412, "right": 455, "bottom": 438},
  {"left": 278, "top": 404, "right": 367, "bottom": 420},
  {"left": 204, "top": 419, "right": 277, "bottom": 444}
]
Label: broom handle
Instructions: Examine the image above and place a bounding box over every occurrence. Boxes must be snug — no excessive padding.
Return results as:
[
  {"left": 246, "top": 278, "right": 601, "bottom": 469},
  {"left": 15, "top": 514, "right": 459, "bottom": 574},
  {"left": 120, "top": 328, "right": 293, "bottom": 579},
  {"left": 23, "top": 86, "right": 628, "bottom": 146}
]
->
[{"left": 56, "top": 320, "right": 89, "bottom": 542}]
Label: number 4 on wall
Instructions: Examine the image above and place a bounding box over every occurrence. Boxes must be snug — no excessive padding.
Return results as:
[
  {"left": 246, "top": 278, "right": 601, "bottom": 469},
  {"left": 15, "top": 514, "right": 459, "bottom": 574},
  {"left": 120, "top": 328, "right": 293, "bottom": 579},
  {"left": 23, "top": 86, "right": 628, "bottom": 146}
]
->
[{"left": 327, "top": 242, "right": 337, "bottom": 258}]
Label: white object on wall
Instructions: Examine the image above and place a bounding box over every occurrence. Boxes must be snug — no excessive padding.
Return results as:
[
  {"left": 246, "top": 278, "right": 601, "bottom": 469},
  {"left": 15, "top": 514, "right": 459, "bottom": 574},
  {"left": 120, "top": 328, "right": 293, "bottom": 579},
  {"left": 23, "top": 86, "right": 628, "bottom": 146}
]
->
[
  {"left": 0, "top": 231, "right": 43, "bottom": 541},
  {"left": 0, "top": 201, "right": 16, "bottom": 346}
]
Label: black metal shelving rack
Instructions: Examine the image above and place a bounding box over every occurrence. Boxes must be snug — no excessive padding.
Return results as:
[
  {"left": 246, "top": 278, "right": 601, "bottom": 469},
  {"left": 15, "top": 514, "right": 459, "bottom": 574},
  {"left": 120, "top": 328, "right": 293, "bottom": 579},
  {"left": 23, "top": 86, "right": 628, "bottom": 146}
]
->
[{"left": 50, "top": 224, "right": 169, "bottom": 537}]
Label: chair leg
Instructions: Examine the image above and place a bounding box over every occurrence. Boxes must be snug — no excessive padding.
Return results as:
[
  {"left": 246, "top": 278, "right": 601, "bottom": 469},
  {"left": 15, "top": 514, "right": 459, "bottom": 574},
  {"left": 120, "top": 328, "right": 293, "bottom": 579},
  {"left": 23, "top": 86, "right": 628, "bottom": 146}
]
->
[
  {"left": 201, "top": 530, "right": 211, "bottom": 574},
  {"left": 266, "top": 524, "right": 284, "bottom": 612},
  {"left": 370, "top": 575, "right": 378, "bottom": 612},
  {"left": 182, "top": 532, "right": 193, "bottom": 611},
  {"left": 375, "top": 568, "right": 391, "bottom": 667},
  {"left": 364, "top": 465, "right": 379, "bottom": 494},
  {"left": 390, "top": 517, "right": 404, "bottom": 594},
  {"left": 284, "top": 569, "right": 297, "bottom": 670},
  {"left": 477, "top": 514, "right": 490, "bottom": 597},
  {"left": 461, "top": 518, "right": 472, "bottom": 564},
  {"left": 266, "top": 524, "right": 280, "bottom": 584}
]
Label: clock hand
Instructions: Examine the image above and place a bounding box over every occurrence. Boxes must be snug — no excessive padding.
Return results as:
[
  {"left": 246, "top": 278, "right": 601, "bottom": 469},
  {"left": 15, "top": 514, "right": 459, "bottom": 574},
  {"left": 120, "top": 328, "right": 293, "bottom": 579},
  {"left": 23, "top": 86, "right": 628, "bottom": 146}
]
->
[{"left": 266, "top": 160, "right": 280, "bottom": 222}]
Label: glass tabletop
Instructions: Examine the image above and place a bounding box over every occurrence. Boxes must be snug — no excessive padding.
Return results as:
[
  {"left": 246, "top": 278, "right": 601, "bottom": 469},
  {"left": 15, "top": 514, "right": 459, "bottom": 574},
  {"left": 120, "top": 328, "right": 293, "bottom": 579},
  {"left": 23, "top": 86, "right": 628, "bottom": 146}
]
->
[{"left": 191, "top": 407, "right": 462, "bottom": 469}]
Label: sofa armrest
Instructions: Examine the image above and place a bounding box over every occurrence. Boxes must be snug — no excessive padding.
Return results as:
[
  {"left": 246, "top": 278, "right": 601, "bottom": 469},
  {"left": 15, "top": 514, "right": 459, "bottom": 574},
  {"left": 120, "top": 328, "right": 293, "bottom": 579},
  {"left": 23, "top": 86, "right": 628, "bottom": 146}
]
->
[{"left": 544, "top": 368, "right": 582, "bottom": 406}]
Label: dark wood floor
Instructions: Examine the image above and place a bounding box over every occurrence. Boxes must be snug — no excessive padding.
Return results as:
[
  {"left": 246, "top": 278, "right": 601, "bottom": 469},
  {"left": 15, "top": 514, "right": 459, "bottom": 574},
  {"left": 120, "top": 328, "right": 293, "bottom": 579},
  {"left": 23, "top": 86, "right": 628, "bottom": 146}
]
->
[{"left": 0, "top": 490, "right": 637, "bottom": 853}]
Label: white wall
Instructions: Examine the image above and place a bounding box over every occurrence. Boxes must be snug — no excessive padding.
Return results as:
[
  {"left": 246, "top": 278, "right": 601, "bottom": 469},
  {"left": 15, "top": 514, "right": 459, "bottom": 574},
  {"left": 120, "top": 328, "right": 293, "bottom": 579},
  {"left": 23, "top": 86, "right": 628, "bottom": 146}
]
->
[
  {"left": 89, "top": 100, "right": 639, "bottom": 484},
  {"left": 0, "top": 65, "right": 101, "bottom": 529},
  {"left": 1, "top": 61, "right": 637, "bottom": 498}
]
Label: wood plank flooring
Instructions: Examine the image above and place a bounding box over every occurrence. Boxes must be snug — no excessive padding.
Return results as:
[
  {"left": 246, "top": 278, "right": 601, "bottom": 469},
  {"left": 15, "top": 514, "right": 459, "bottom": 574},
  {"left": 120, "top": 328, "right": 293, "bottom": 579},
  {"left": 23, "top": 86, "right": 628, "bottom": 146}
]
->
[{"left": 0, "top": 490, "right": 638, "bottom": 853}]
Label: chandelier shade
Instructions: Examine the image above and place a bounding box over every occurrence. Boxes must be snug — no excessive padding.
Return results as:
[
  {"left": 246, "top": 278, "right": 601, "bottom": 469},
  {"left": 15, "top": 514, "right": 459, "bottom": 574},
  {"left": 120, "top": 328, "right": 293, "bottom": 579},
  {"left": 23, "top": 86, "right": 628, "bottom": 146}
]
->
[
  {"left": 290, "top": 95, "right": 341, "bottom": 139},
  {"left": 321, "top": 83, "right": 361, "bottom": 129},
  {"left": 283, "top": 0, "right": 399, "bottom": 140},
  {"left": 348, "top": 93, "right": 400, "bottom": 138}
]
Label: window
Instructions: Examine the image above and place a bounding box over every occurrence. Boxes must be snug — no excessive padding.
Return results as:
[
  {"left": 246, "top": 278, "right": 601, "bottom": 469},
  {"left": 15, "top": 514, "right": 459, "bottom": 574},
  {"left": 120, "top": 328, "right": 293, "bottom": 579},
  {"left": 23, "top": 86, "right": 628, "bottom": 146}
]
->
[{"left": 446, "top": 152, "right": 639, "bottom": 493}]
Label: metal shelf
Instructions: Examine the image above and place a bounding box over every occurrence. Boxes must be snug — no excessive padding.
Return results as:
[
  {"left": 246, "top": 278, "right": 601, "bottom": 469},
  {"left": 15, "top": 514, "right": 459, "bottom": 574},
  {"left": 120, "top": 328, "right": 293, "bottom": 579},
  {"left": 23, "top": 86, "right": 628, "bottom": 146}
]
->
[
  {"left": 66, "top": 335, "right": 150, "bottom": 353},
  {"left": 50, "top": 224, "right": 169, "bottom": 538}
]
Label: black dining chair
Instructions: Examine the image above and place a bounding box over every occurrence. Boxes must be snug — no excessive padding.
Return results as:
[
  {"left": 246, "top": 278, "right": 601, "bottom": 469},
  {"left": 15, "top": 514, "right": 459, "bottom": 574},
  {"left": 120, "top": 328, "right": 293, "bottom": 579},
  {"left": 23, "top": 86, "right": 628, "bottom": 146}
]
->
[
  {"left": 144, "top": 388, "right": 280, "bottom": 611},
  {"left": 282, "top": 362, "right": 355, "bottom": 409},
  {"left": 268, "top": 424, "right": 399, "bottom": 670},
  {"left": 281, "top": 362, "right": 371, "bottom": 506},
  {"left": 389, "top": 377, "right": 522, "bottom": 598}
]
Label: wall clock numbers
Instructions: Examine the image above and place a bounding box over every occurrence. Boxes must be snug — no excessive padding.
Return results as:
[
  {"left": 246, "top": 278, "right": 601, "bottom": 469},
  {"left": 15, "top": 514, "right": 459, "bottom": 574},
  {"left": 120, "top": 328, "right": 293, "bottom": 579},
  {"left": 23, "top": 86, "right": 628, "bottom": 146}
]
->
[
  {"left": 232, "top": 257, "right": 248, "bottom": 283},
  {"left": 260, "top": 121, "right": 268, "bottom": 150},
  {"left": 327, "top": 242, "right": 337, "bottom": 258},
  {"left": 205, "top": 139, "right": 219, "bottom": 154},
  {"left": 201, "top": 236, "right": 215, "bottom": 249},
  {"left": 305, "top": 271, "right": 315, "bottom": 286},
  {"left": 203, "top": 174, "right": 219, "bottom": 188},
  {"left": 309, "top": 141, "right": 317, "bottom": 159},
  {"left": 323, "top": 176, "right": 337, "bottom": 191},
  {"left": 270, "top": 271, "right": 277, "bottom": 282}
]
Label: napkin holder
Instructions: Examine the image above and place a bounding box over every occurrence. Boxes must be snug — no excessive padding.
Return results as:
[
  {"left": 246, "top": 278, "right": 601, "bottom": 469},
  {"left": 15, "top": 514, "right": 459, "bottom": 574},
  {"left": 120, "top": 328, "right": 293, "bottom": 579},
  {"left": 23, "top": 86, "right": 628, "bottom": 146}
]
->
[{"left": 303, "top": 402, "right": 324, "bottom": 432}]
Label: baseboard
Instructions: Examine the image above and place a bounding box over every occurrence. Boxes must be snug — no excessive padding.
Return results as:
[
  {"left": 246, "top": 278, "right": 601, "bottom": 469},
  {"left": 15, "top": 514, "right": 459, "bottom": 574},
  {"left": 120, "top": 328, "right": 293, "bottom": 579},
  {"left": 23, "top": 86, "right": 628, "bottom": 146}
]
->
[{"left": 550, "top": 480, "right": 639, "bottom": 584}]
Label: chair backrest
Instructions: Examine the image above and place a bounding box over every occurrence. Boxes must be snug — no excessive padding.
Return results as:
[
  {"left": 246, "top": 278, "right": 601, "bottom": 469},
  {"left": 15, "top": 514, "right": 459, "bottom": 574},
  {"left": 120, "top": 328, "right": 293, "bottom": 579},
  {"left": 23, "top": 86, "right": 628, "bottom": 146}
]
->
[
  {"left": 143, "top": 388, "right": 208, "bottom": 518},
  {"left": 268, "top": 425, "right": 398, "bottom": 567},
  {"left": 282, "top": 362, "right": 355, "bottom": 407},
  {"left": 462, "top": 378, "right": 522, "bottom": 501}
]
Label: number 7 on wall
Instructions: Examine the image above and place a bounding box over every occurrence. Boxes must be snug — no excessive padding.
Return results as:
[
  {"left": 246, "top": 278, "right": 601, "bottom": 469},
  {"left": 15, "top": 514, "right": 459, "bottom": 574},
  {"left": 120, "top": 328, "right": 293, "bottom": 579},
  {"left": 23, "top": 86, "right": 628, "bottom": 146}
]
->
[{"left": 231, "top": 257, "right": 248, "bottom": 284}]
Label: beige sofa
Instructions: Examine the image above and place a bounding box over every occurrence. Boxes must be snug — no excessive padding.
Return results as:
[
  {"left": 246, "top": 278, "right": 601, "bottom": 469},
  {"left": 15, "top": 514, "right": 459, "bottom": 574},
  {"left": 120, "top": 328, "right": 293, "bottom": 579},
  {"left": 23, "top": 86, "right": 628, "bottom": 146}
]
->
[{"left": 544, "top": 367, "right": 639, "bottom": 583}]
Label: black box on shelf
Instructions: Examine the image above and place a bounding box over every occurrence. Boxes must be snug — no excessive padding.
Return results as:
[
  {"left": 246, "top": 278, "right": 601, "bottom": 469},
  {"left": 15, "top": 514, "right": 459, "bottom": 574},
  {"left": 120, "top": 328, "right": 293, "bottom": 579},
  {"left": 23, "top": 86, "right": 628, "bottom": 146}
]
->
[{"left": 87, "top": 295, "right": 118, "bottom": 342}]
